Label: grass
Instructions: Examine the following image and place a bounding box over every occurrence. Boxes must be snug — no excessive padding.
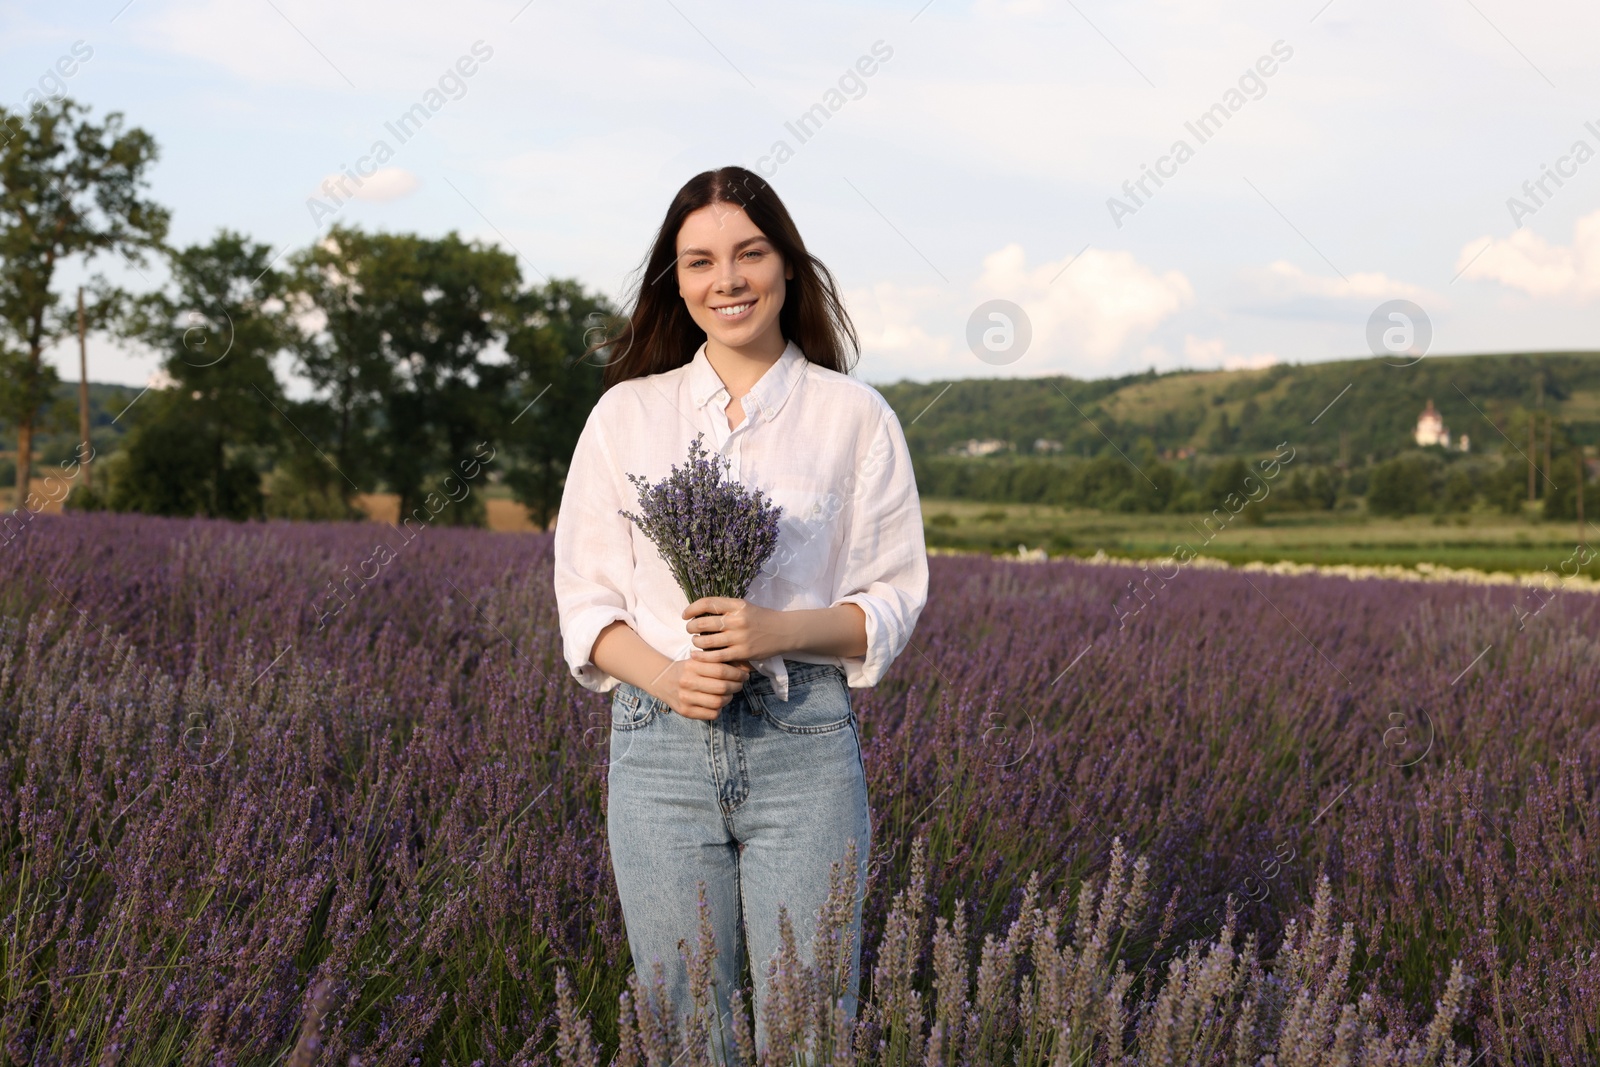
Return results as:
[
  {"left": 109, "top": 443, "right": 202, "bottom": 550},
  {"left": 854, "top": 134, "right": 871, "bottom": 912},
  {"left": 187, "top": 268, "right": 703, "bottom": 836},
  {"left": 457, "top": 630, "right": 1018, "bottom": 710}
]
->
[{"left": 920, "top": 497, "right": 1600, "bottom": 579}]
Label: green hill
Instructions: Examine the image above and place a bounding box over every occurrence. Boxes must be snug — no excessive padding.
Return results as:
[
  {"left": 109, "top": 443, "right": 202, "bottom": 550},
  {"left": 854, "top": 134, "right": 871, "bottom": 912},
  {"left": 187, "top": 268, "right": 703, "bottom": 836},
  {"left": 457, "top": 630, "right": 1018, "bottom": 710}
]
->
[
  {"left": 870, "top": 350, "right": 1600, "bottom": 517},
  {"left": 0, "top": 381, "right": 144, "bottom": 484},
  {"left": 874, "top": 350, "right": 1600, "bottom": 464}
]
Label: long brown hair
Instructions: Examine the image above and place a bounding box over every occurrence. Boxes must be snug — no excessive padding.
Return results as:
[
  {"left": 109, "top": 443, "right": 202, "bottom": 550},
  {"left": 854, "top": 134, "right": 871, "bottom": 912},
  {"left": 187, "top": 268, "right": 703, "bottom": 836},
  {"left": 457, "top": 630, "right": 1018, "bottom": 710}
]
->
[{"left": 590, "top": 167, "right": 859, "bottom": 390}]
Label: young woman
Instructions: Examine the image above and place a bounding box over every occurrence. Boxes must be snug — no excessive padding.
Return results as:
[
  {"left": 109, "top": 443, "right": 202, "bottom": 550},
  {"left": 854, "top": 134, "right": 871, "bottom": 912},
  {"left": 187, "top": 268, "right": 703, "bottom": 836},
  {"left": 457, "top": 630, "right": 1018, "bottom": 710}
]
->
[{"left": 552, "top": 166, "right": 928, "bottom": 1062}]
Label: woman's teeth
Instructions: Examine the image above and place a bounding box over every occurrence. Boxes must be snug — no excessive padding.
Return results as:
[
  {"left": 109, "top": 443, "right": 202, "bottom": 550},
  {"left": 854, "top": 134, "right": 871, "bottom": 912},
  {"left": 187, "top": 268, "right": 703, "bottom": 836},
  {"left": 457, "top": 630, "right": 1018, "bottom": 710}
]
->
[{"left": 715, "top": 303, "right": 751, "bottom": 317}]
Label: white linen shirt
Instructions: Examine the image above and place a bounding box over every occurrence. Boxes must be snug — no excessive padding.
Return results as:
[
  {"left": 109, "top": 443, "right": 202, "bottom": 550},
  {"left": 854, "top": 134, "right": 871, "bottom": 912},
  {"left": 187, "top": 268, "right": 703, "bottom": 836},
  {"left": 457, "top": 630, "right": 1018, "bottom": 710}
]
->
[{"left": 552, "top": 338, "right": 928, "bottom": 702}]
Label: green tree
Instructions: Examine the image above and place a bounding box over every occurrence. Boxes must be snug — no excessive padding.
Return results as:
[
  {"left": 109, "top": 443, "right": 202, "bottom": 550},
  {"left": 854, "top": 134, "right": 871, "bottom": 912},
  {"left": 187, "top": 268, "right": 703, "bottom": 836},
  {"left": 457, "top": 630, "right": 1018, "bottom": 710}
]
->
[
  {"left": 1542, "top": 448, "right": 1594, "bottom": 522},
  {"left": 107, "top": 394, "right": 264, "bottom": 517},
  {"left": 1114, "top": 463, "right": 1183, "bottom": 513},
  {"left": 1007, "top": 459, "right": 1055, "bottom": 505},
  {"left": 1309, "top": 467, "right": 1340, "bottom": 510},
  {"left": 1206, "top": 410, "right": 1236, "bottom": 452},
  {"left": 1488, "top": 458, "right": 1527, "bottom": 515},
  {"left": 1439, "top": 469, "right": 1476, "bottom": 513},
  {"left": 1367, "top": 455, "right": 1438, "bottom": 516},
  {"left": 1065, "top": 454, "right": 1136, "bottom": 510},
  {"left": 0, "top": 96, "right": 168, "bottom": 506},
  {"left": 111, "top": 230, "right": 293, "bottom": 519},
  {"left": 287, "top": 224, "right": 520, "bottom": 527},
  {"left": 262, "top": 409, "right": 368, "bottom": 522},
  {"left": 494, "top": 278, "right": 616, "bottom": 529},
  {"left": 283, "top": 226, "right": 392, "bottom": 511},
  {"left": 1203, "top": 457, "right": 1250, "bottom": 510},
  {"left": 1282, "top": 469, "right": 1313, "bottom": 509},
  {"left": 1053, "top": 452, "right": 1187, "bottom": 513}
]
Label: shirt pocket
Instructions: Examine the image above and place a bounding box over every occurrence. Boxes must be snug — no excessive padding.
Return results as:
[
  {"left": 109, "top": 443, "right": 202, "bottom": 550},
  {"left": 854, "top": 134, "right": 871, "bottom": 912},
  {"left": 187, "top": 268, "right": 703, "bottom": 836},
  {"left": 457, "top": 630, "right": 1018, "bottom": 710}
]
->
[{"left": 757, "top": 482, "right": 844, "bottom": 592}]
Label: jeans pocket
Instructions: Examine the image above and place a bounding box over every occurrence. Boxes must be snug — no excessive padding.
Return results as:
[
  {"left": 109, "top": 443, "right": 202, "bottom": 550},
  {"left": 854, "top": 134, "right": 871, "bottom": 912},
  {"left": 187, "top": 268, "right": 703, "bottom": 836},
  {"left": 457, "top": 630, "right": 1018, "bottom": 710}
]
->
[
  {"left": 757, "top": 669, "right": 852, "bottom": 735},
  {"left": 611, "top": 683, "right": 657, "bottom": 731}
]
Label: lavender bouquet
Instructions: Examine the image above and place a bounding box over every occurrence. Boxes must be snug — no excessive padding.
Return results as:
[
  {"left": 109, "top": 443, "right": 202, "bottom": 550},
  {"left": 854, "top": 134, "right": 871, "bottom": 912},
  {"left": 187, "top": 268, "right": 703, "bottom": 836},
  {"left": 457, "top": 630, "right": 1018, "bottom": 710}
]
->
[{"left": 618, "top": 432, "right": 784, "bottom": 607}]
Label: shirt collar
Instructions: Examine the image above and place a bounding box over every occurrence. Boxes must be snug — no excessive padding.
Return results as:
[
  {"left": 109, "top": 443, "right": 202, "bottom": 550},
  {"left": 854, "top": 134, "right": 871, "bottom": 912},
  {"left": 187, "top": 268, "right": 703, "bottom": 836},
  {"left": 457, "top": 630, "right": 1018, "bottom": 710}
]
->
[{"left": 687, "top": 339, "right": 807, "bottom": 423}]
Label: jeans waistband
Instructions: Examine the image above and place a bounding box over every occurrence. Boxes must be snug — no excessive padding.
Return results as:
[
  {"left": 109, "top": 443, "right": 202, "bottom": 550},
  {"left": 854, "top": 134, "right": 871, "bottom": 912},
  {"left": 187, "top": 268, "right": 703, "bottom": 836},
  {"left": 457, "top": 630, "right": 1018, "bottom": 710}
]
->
[{"left": 743, "top": 658, "right": 845, "bottom": 697}]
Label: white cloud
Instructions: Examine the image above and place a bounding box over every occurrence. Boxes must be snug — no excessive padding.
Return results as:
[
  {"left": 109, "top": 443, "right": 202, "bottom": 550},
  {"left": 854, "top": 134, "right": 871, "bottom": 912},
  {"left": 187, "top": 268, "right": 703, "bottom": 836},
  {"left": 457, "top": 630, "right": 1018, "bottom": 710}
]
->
[
  {"left": 311, "top": 166, "right": 419, "bottom": 203},
  {"left": 1182, "top": 334, "right": 1278, "bottom": 370},
  {"left": 848, "top": 243, "right": 1193, "bottom": 380},
  {"left": 1236, "top": 260, "right": 1434, "bottom": 319},
  {"left": 973, "top": 243, "right": 1195, "bottom": 369},
  {"left": 1457, "top": 210, "right": 1600, "bottom": 300},
  {"left": 848, "top": 282, "right": 944, "bottom": 353},
  {"left": 972, "top": 0, "right": 1051, "bottom": 17}
]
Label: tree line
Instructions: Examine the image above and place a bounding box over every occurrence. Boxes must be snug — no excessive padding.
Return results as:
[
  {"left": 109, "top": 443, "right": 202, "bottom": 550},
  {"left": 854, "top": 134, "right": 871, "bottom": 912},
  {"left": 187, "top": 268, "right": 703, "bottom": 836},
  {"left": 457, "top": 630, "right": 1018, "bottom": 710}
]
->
[
  {"left": 1, "top": 96, "right": 613, "bottom": 528},
  {"left": 912, "top": 416, "right": 1593, "bottom": 523}
]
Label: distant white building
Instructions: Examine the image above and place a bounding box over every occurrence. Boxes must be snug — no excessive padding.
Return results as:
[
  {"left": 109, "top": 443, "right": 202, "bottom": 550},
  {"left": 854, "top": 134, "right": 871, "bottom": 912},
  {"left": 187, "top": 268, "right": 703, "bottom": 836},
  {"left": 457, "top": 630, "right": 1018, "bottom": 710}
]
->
[
  {"left": 1033, "top": 438, "right": 1063, "bottom": 453},
  {"left": 948, "top": 438, "right": 1010, "bottom": 457},
  {"left": 1414, "top": 399, "right": 1469, "bottom": 451},
  {"left": 1415, "top": 399, "right": 1449, "bottom": 447}
]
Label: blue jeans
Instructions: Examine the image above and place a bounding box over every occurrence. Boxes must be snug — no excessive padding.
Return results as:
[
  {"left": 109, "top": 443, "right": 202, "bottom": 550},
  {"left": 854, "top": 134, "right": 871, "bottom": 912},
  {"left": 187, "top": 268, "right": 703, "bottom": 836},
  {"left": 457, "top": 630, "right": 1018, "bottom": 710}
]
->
[{"left": 606, "top": 659, "right": 871, "bottom": 1064}]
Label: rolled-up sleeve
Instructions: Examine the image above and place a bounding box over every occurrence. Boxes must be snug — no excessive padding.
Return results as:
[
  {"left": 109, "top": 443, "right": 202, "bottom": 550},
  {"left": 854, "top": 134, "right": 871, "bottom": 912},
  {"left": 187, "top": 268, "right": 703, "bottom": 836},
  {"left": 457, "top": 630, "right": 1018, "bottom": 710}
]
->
[
  {"left": 552, "top": 402, "right": 637, "bottom": 693},
  {"left": 829, "top": 401, "right": 929, "bottom": 687}
]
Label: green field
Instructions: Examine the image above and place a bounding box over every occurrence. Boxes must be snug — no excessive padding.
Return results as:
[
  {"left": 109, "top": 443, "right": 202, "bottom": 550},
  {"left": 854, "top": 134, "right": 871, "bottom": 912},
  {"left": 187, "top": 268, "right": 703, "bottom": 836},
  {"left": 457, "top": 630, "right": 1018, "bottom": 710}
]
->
[{"left": 923, "top": 497, "right": 1600, "bottom": 579}]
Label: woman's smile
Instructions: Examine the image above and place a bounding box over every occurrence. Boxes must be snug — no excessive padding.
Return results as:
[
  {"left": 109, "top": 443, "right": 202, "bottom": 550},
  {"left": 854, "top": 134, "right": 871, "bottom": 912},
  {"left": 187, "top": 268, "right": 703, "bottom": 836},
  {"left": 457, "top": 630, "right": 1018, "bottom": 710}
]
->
[{"left": 712, "top": 300, "right": 755, "bottom": 321}]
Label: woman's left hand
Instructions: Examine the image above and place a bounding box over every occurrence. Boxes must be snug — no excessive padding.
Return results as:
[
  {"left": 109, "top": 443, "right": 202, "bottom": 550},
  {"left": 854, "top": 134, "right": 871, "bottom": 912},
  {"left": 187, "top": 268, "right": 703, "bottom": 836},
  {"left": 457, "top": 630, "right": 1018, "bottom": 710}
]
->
[{"left": 683, "top": 597, "right": 790, "bottom": 664}]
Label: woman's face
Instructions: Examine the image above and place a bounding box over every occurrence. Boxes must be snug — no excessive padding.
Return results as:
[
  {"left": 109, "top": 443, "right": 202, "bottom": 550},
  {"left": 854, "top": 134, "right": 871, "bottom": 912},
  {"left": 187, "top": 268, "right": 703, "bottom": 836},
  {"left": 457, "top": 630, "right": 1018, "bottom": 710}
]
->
[{"left": 675, "top": 202, "right": 793, "bottom": 355}]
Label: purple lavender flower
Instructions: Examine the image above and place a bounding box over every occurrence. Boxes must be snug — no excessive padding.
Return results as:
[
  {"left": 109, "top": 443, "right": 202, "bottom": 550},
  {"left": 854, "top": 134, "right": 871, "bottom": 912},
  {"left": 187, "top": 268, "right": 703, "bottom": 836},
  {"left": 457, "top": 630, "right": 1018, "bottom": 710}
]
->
[{"left": 618, "top": 432, "right": 784, "bottom": 604}]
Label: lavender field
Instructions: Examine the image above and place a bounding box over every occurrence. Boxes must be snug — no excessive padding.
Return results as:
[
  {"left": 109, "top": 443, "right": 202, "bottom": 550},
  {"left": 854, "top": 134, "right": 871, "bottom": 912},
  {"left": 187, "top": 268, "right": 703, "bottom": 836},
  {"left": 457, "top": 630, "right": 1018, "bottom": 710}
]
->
[{"left": 2, "top": 511, "right": 1597, "bottom": 1065}]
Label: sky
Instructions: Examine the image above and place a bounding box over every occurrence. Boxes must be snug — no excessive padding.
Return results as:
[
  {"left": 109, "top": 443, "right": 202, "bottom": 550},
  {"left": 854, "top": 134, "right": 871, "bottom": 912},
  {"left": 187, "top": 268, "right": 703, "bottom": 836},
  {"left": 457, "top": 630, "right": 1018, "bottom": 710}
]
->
[{"left": 6, "top": 0, "right": 1600, "bottom": 393}]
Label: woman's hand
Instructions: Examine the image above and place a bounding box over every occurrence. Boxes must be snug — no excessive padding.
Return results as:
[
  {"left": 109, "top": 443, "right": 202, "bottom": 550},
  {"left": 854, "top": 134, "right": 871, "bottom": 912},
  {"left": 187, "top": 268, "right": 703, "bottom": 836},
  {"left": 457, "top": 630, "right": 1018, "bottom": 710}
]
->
[
  {"left": 650, "top": 657, "right": 751, "bottom": 721},
  {"left": 683, "top": 597, "right": 791, "bottom": 665}
]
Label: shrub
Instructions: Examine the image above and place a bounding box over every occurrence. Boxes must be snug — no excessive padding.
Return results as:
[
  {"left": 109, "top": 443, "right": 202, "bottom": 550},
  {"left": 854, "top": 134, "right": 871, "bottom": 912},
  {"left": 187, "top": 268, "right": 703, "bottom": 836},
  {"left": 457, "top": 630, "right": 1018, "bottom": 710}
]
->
[
  {"left": 1439, "top": 469, "right": 1477, "bottom": 513},
  {"left": 1540, "top": 452, "right": 1595, "bottom": 521},
  {"left": 1367, "top": 455, "right": 1438, "bottom": 516},
  {"left": 1202, "top": 458, "right": 1251, "bottom": 511},
  {"left": 111, "top": 393, "right": 266, "bottom": 519},
  {"left": 1309, "top": 467, "right": 1340, "bottom": 509},
  {"left": 264, "top": 462, "right": 365, "bottom": 522}
]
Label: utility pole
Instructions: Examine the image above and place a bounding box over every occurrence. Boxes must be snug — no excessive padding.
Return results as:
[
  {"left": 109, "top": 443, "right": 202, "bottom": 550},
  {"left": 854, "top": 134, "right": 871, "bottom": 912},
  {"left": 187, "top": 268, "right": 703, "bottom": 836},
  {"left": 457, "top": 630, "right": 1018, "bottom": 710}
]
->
[
  {"left": 1544, "top": 414, "right": 1553, "bottom": 496},
  {"left": 77, "top": 287, "right": 91, "bottom": 489},
  {"left": 1579, "top": 447, "right": 1587, "bottom": 556},
  {"left": 1530, "top": 372, "right": 1543, "bottom": 503},
  {"left": 1528, "top": 418, "right": 1536, "bottom": 503}
]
